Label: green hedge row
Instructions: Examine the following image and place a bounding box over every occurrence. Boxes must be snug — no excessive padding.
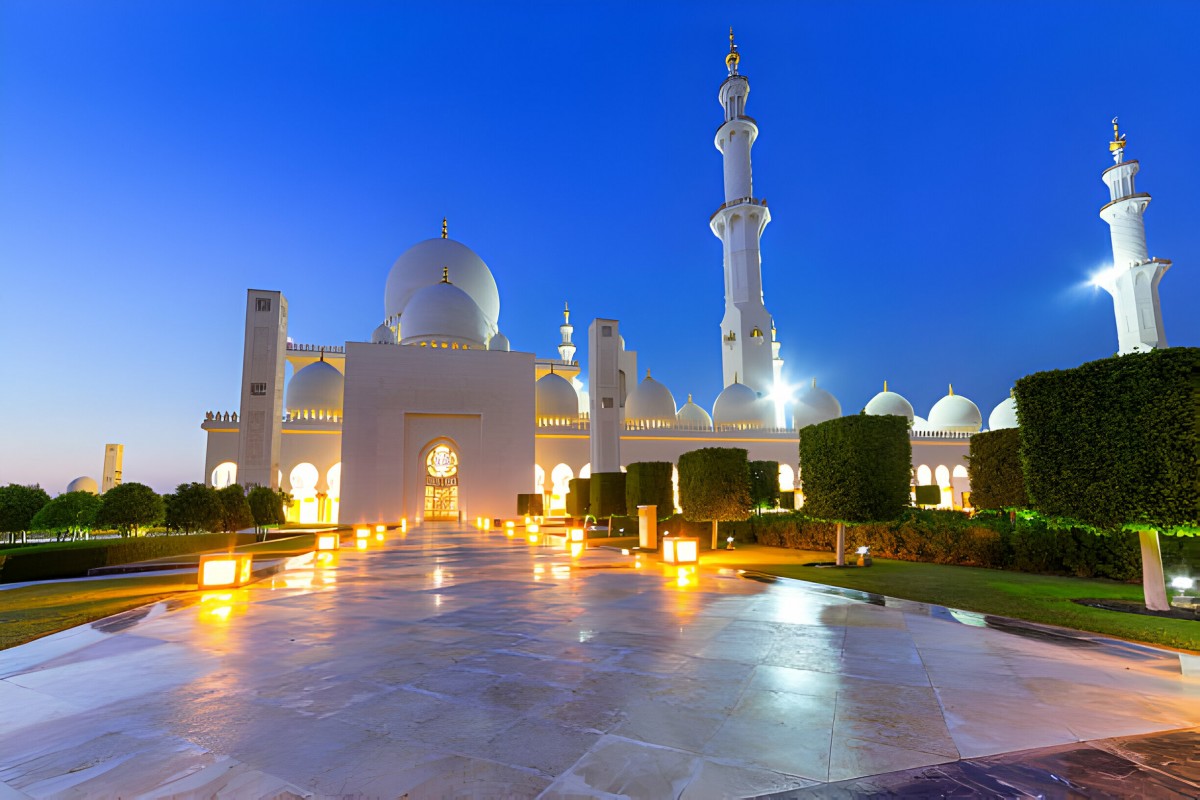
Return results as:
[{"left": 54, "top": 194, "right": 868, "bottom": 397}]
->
[
  {"left": 0, "top": 532, "right": 255, "bottom": 584},
  {"left": 747, "top": 510, "right": 1197, "bottom": 582},
  {"left": 966, "top": 428, "right": 1027, "bottom": 510}
]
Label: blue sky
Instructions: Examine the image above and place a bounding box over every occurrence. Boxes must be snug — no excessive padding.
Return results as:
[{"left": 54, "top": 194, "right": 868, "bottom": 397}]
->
[{"left": 3, "top": 1, "right": 1198, "bottom": 493}]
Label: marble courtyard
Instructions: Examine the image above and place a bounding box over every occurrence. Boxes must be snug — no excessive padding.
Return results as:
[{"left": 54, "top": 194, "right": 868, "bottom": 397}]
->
[{"left": 1, "top": 529, "right": 1198, "bottom": 798}]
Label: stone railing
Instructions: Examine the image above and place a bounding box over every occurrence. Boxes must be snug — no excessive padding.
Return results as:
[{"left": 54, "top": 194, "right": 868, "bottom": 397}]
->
[{"left": 286, "top": 343, "right": 345, "bottom": 354}]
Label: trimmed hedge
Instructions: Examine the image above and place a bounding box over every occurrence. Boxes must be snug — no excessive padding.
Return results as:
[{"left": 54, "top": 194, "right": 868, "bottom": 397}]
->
[
  {"left": 799, "top": 415, "right": 911, "bottom": 522},
  {"left": 590, "top": 473, "right": 627, "bottom": 519},
  {"left": 1015, "top": 348, "right": 1200, "bottom": 533},
  {"left": 967, "top": 428, "right": 1027, "bottom": 510},
  {"left": 625, "top": 462, "right": 674, "bottom": 518},
  {"left": 516, "top": 494, "right": 544, "bottom": 516},
  {"left": 566, "top": 478, "right": 590, "bottom": 518},
  {"left": 748, "top": 509, "right": 1197, "bottom": 582},
  {"left": 0, "top": 533, "right": 255, "bottom": 584},
  {"left": 678, "top": 448, "right": 751, "bottom": 524}
]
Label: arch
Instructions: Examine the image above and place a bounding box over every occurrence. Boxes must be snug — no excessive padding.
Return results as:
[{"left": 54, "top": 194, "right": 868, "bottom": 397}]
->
[
  {"left": 935, "top": 465, "right": 951, "bottom": 486},
  {"left": 549, "top": 463, "right": 574, "bottom": 515},
  {"left": 952, "top": 465, "right": 968, "bottom": 479},
  {"left": 211, "top": 461, "right": 237, "bottom": 489},
  {"left": 289, "top": 463, "right": 319, "bottom": 523},
  {"left": 579, "top": 463, "right": 591, "bottom": 479},
  {"left": 916, "top": 464, "right": 932, "bottom": 486},
  {"left": 421, "top": 439, "right": 460, "bottom": 521},
  {"left": 778, "top": 464, "right": 795, "bottom": 492}
]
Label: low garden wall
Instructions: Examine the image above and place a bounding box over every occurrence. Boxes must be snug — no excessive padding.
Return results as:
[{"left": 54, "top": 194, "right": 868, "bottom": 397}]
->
[{"left": 0, "top": 533, "right": 256, "bottom": 583}]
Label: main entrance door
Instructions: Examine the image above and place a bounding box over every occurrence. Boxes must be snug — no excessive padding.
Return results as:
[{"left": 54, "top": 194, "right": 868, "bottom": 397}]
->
[{"left": 423, "top": 444, "right": 459, "bottom": 521}]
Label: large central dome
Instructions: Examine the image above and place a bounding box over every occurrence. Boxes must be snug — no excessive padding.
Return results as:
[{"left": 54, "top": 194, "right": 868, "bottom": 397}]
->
[{"left": 384, "top": 238, "right": 500, "bottom": 331}]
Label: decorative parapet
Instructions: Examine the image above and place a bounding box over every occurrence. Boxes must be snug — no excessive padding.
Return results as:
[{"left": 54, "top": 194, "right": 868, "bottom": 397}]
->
[{"left": 286, "top": 343, "right": 346, "bottom": 354}]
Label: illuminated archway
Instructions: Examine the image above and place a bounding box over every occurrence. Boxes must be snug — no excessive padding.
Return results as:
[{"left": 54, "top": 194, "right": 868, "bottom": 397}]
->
[
  {"left": 326, "top": 462, "right": 342, "bottom": 524},
  {"left": 916, "top": 464, "right": 932, "bottom": 486},
  {"left": 534, "top": 464, "right": 546, "bottom": 494},
  {"left": 935, "top": 465, "right": 952, "bottom": 509},
  {"left": 778, "top": 464, "right": 795, "bottom": 492},
  {"left": 579, "top": 463, "right": 591, "bottom": 479},
  {"left": 550, "top": 463, "right": 574, "bottom": 515},
  {"left": 211, "top": 461, "right": 237, "bottom": 489},
  {"left": 289, "top": 463, "right": 319, "bottom": 523},
  {"left": 424, "top": 443, "right": 459, "bottom": 521}
]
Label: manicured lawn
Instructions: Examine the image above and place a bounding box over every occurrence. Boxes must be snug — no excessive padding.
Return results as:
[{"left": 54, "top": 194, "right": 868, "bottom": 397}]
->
[
  {"left": 703, "top": 544, "right": 1200, "bottom": 652},
  {"left": 0, "top": 574, "right": 200, "bottom": 651}
]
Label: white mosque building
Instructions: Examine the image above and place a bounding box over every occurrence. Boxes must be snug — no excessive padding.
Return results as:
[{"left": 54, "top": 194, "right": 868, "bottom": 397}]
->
[{"left": 199, "top": 35, "right": 1167, "bottom": 526}]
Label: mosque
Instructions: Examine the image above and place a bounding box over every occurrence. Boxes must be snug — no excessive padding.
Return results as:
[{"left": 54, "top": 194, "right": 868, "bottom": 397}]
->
[{"left": 198, "top": 35, "right": 1170, "bottom": 526}]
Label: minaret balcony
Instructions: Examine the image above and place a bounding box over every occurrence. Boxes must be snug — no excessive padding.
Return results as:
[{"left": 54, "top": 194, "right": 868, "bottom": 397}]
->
[{"left": 710, "top": 196, "right": 768, "bottom": 222}]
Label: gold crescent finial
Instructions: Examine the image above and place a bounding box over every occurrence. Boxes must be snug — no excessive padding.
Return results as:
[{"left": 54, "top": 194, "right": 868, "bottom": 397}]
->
[
  {"left": 725, "top": 27, "right": 740, "bottom": 73},
  {"left": 441, "top": 217, "right": 448, "bottom": 239},
  {"left": 1109, "top": 116, "right": 1127, "bottom": 156},
  {"left": 563, "top": 301, "right": 570, "bottom": 325},
  {"left": 441, "top": 266, "right": 449, "bottom": 283},
  {"left": 948, "top": 383, "right": 954, "bottom": 396},
  {"left": 883, "top": 379, "right": 889, "bottom": 392}
]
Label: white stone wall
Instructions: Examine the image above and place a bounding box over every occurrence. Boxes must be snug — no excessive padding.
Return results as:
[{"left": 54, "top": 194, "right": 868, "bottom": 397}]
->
[{"left": 339, "top": 343, "right": 535, "bottom": 525}]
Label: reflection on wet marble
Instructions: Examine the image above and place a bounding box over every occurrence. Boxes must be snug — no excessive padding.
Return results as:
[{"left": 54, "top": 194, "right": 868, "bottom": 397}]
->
[{"left": 0, "top": 526, "right": 1197, "bottom": 798}]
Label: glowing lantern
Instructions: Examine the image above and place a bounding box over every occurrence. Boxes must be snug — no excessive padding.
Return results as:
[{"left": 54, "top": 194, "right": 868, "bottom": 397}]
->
[
  {"left": 505, "top": 520, "right": 515, "bottom": 529},
  {"left": 527, "top": 533, "right": 540, "bottom": 544},
  {"left": 376, "top": 524, "right": 386, "bottom": 533},
  {"left": 663, "top": 537, "right": 699, "bottom": 565},
  {"left": 570, "top": 528, "right": 584, "bottom": 542},
  {"left": 527, "top": 523, "right": 540, "bottom": 534},
  {"left": 570, "top": 541, "right": 584, "bottom": 558},
  {"left": 316, "top": 532, "right": 340, "bottom": 551},
  {"left": 356, "top": 527, "right": 370, "bottom": 540},
  {"left": 198, "top": 553, "right": 254, "bottom": 589}
]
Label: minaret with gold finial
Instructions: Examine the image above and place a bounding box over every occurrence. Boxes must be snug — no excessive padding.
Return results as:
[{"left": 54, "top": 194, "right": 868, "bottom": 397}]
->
[
  {"left": 558, "top": 302, "right": 576, "bottom": 363},
  {"left": 1096, "top": 117, "right": 1170, "bottom": 354},
  {"left": 711, "top": 28, "right": 780, "bottom": 416}
]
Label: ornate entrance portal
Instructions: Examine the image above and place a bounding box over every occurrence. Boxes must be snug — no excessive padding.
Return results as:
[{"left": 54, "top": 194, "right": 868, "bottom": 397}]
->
[{"left": 423, "top": 444, "right": 459, "bottom": 521}]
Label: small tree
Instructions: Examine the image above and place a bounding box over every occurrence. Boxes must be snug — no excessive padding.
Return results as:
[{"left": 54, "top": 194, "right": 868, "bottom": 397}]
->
[
  {"left": 679, "top": 447, "right": 752, "bottom": 549},
  {"left": 1015, "top": 349, "right": 1200, "bottom": 611},
  {"left": 566, "top": 478, "right": 590, "bottom": 519},
  {"left": 30, "top": 491, "right": 103, "bottom": 540},
  {"left": 217, "top": 484, "right": 254, "bottom": 533},
  {"left": 799, "top": 415, "right": 911, "bottom": 565},
  {"left": 165, "top": 483, "right": 222, "bottom": 533},
  {"left": 966, "top": 428, "right": 1027, "bottom": 512},
  {"left": 248, "top": 485, "right": 286, "bottom": 536},
  {"left": 625, "top": 462, "right": 674, "bottom": 519},
  {"left": 96, "top": 482, "right": 165, "bottom": 536},
  {"left": 590, "top": 472, "right": 626, "bottom": 533},
  {"left": 748, "top": 460, "right": 780, "bottom": 513},
  {"left": 0, "top": 484, "right": 51, "bottom": 544}
]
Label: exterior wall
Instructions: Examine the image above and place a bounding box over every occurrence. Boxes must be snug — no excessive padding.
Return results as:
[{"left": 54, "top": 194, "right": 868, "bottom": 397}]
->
[
  {"left": 911, "top": 439, "right": 972, "bottom": 509},
  {"left": 588, "top": 319, "right": 622, "bottom": 473},
  {"left": 339, "top": 343, "right": 535, "bottom": 525},
  {"left": 203, "top": 427, "right": 240, "bottom": 485},
  {"left": 101, "top": 443, "right": 124, "bottom": 492}
]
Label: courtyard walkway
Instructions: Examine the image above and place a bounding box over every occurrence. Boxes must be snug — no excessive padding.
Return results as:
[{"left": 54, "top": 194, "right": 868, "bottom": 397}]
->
[{"left": 0, "top": 526, "right": 1197, "bottom": 798}]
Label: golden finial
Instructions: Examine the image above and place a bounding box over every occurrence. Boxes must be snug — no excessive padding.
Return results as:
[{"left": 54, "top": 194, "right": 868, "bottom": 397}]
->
[
  {"left": 441, "top": 217, "right": 448, "bottom": 239},
  {"left": 725, "top": 27, "right": 740, "bottom": 74},
  {"left": 646, "top": 369, "right": 652, "bottom": 379},
  {"left": 811, "top": 377, "right": 817, "bottom": 389},
  {"left": 1109, "top": 117, "right": 1127, "bottom": 161},
  {"left": 563, "top": 301, "right": 570, "bottom": 325},
  {"left": 688, "top": 393, "right": 693, "bottom": 403},
  {"left": 441, "top": 266, "right": 450, "bottom": 283},
  {"left": 734, "top": 372, "right": 739, "bottom": 383},
  {"left": 948, "top": 383, "right": 954, "bottom": 396},
  {"left": 883, "top": 379, "right": 889, "bottom": 392}
]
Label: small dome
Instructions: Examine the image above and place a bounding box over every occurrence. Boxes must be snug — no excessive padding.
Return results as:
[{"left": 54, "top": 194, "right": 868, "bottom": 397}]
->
[
  {"left": 489, "top": 331, "right": 511, "bottom": 352},
  {"left": 371, "top": 323, "right": 396, "bottom": 344},
  {"left": 286, "top": 358, "right": 345, "bottom": 416},
  {"left": 793, "top": 379, "right": 842, "bottom": 429},
  {"left": 67, "top": 476, "right": 99, "bottom": 495},
  {"left": 676, "top": 394, "right": 713, "bottom": 430},
  {"left": 536, "top": 372, "right": 579, "bottom": 423},
  {"left": 928, "top": 385, "right": 982, "bottom": 432},
  {"left": 713, "top": 381, "right": 771, "bottom": 429},
  {"left": 625, "top": 371, "right": 676, "bottom": 425},
  {"left": 399, "top": 279, "right": 489, "bottom": 349},
  {"left": 384, "top": 238, "right": 500, "bottom": 332},
  {"left": 864, "top": 381, "right": 915, "bottom": 423},
  {"left": 989, "top": 395, "right": 1018, "bottom": 430},
  {"left": 912, "top": 415, "right": 930, "bottom": 430}
]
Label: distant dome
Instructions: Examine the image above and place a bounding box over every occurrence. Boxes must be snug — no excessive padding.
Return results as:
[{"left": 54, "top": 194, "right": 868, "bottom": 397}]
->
[
  {"left": 713, "top": 381, "right": 771, "bottom": 429},
  {"left": 625, "top": 371, "right": 676, "bottom": 425},
  {"left": 286, "top": 358, "right": 345, "bottom": 416},
  {"left": 67, "top": 476, "right": 99, "bottom": 495},
  {"left": 912, "top": 415, "right": 930, "bottom": 430},
  {"left": 535, "top": 372, "right": 579, "bottom": 423},
  {"left": 928, "top": 386, "right": 983, "bottom": 432},
  {"left": 989, "top": 395, "right": 1018, "bottom": 430},
  {"left": 489, "top": 331, "right": 511, "bottom": 352},
  {"left": 384, "top": 238, "right": 500, "bottom": 333},
  {"left": 792, "top": 379, "right": 842, "bottom": 429},
  {"left": 676, "top": 394, "right": 713, "bottom": 430},
  {"left": 371, "top": 323, "right": 396, "bottom": 344},
  {"left": 864, "top": 382, "right": 915, "bottom": 423},
  {"left": 399, "top": 280, "right": 489, "bottom": 349}
]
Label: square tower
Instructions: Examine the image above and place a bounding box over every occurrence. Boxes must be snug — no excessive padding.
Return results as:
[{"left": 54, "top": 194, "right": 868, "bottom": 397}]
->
[
  {"left": 101, "top": 443, "right": 123, "bottom": 493},
  {"left": 237, "top": 290, "right": 287, "bottom": 489},
  {"left": 588, "top": 319, "right": 622, "bottom": 473}
]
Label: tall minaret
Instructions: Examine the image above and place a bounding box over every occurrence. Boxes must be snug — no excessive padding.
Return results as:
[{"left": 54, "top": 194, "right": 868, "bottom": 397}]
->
[
  {"left": 710, "top": 29, "right": 778, "bottom": 403},
  {"left": 1096, "top": 118, "right": 1170, "bottom": 354},
  {"left": 558, "top": 302, "right": 576, "bottom": 363}
]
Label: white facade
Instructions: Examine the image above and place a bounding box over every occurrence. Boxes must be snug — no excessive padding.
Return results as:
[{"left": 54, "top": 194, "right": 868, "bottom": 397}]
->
[
  {"left": 101, "top": 443, "right": 123, "bottom": 493},
  {"left": 1095, "top": 121, "right": 1170, "bottom": 354},
  {"left": 236, "top": 290, "right": 288, "bottom": 490}
]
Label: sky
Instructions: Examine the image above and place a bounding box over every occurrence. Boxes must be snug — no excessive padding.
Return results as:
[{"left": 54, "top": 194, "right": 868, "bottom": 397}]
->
[{"left": 2, "top": 1, "right": 1198, "bottom": 494}]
